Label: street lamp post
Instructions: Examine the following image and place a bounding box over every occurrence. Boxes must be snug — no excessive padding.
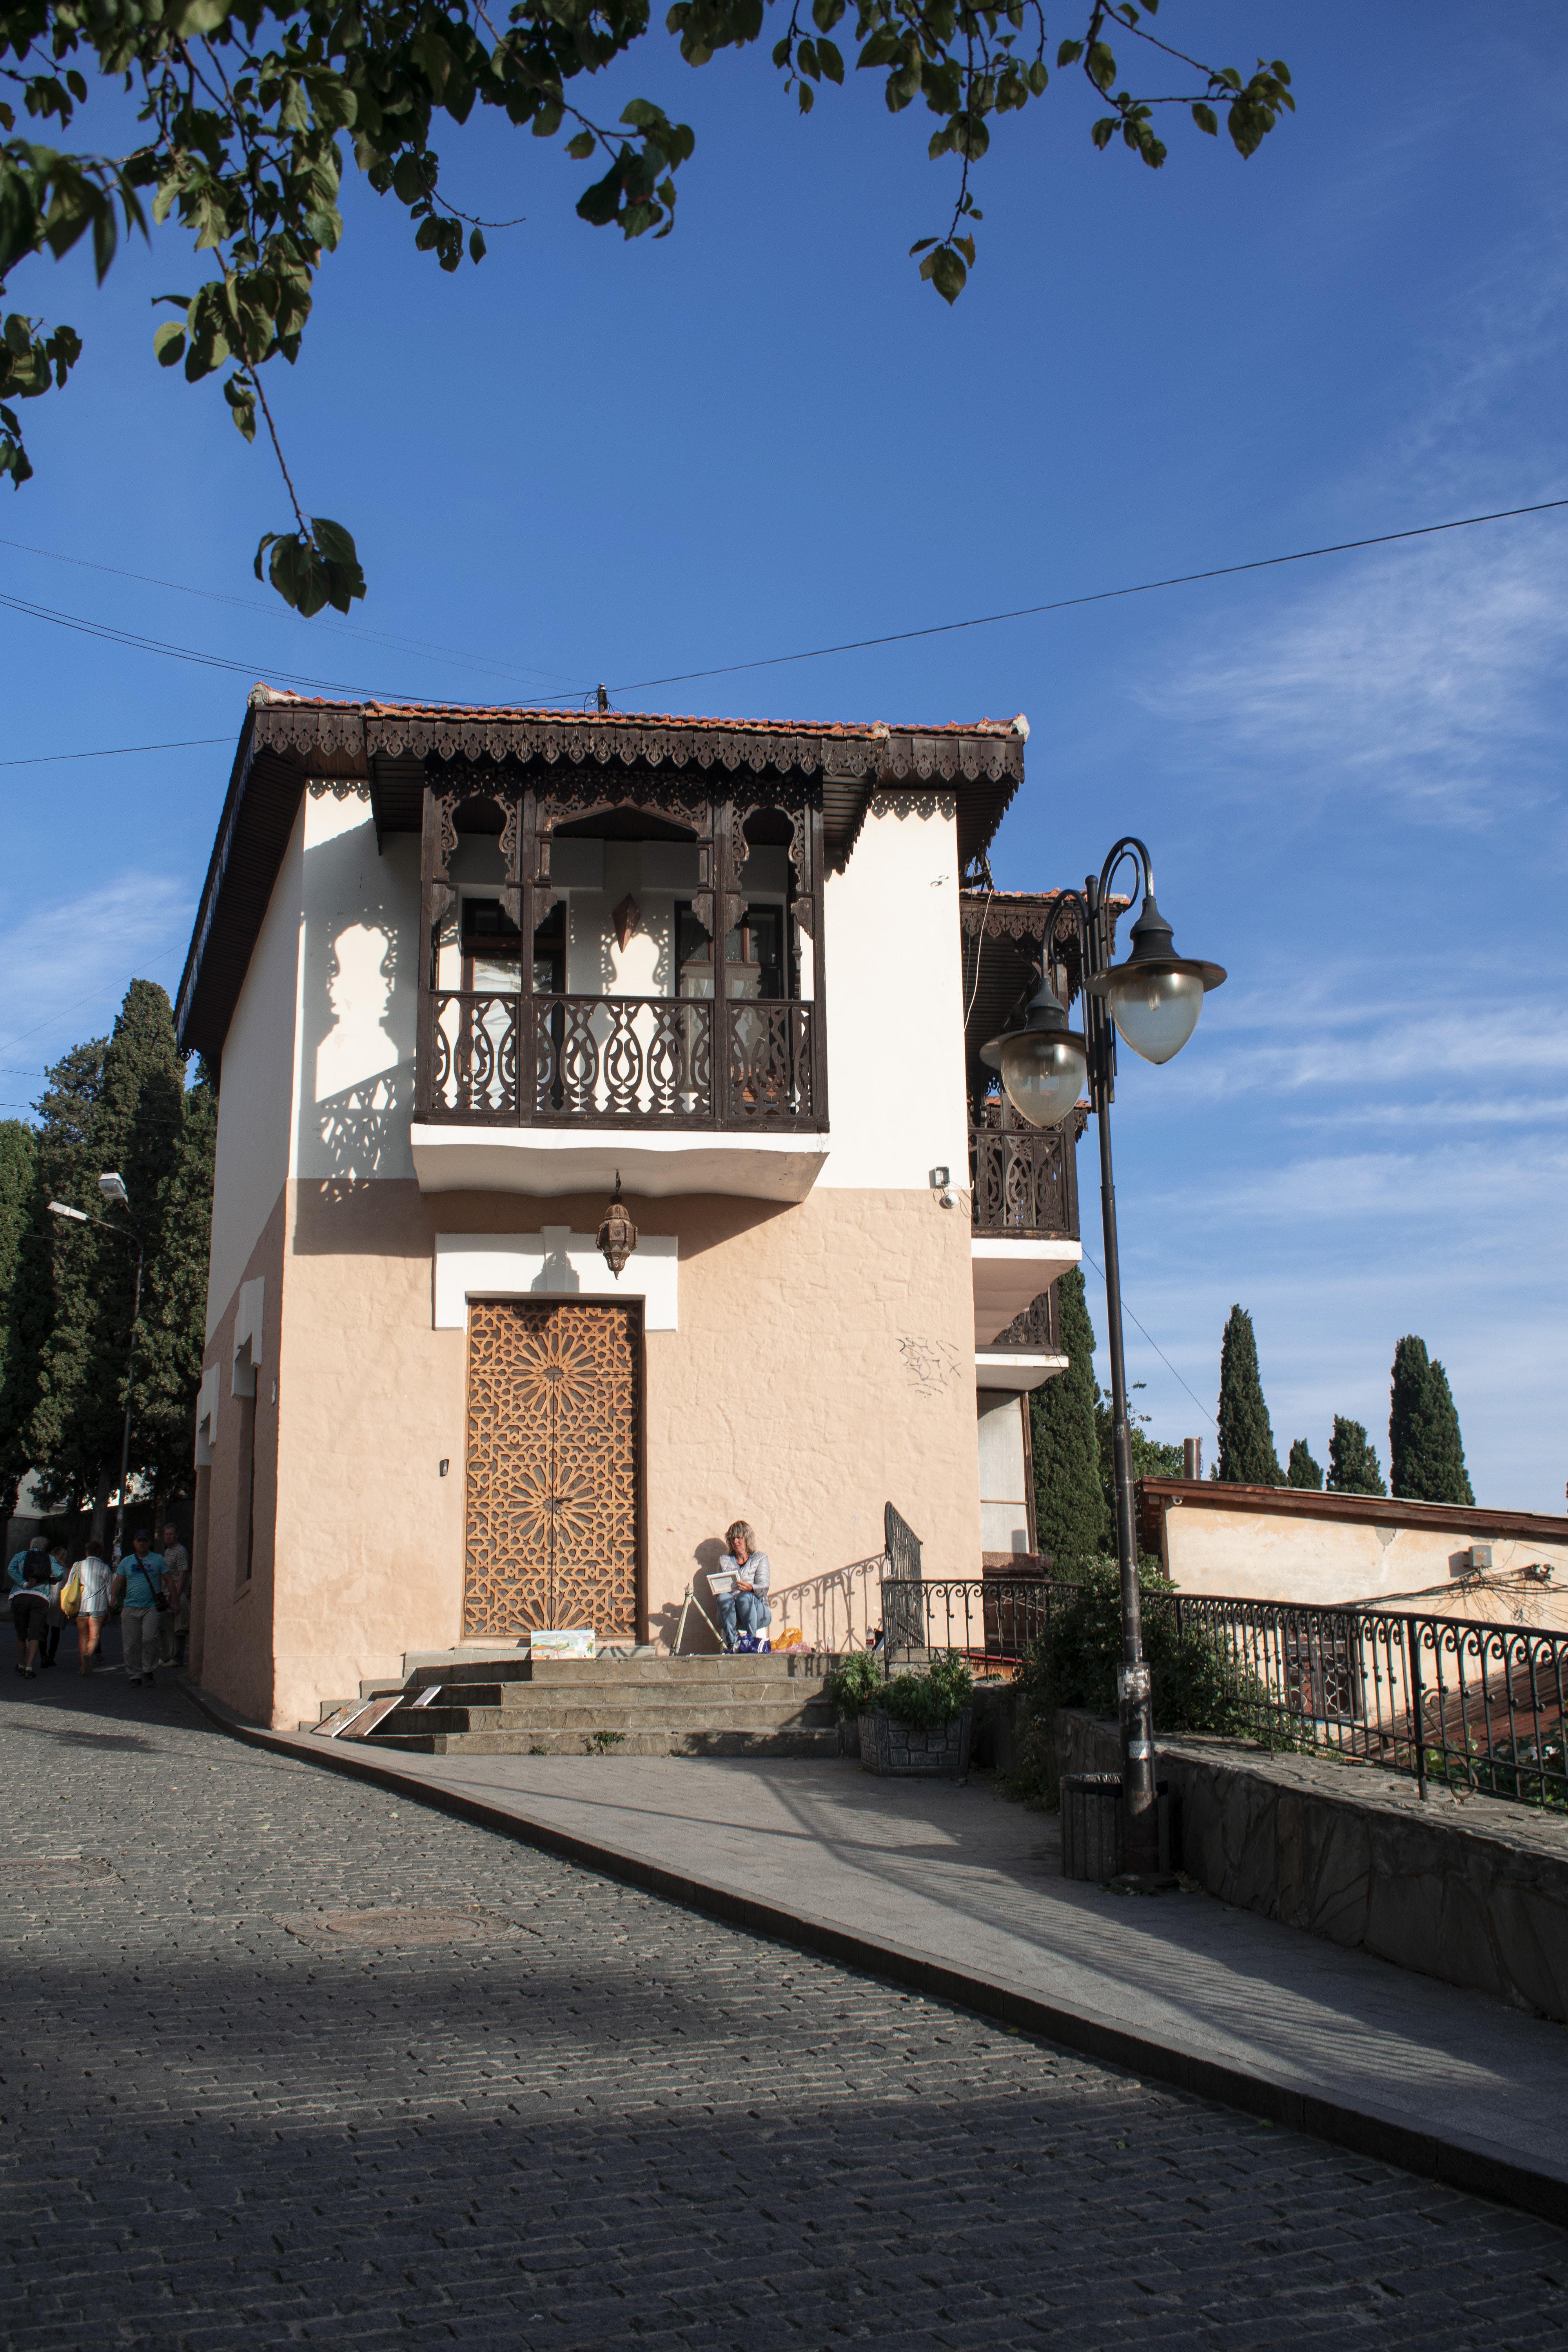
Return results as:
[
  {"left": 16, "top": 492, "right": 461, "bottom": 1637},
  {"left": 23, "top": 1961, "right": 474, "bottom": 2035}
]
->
[
  {"left": 48, "top": 1172, "right": 145, "bottom": 1553},
  {"left": 981, "top": 839, "right": 1224, "bottom": 1883}
]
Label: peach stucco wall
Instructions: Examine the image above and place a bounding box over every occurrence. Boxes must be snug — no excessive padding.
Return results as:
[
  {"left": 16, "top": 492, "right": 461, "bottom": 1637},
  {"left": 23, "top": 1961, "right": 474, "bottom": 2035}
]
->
[
  {"left": 189, "top": 1187, "right": 287, "bottom": 1725},
  {"left": 1162, "top": 1503, "right": 1568, "bottom": 1610},
  {"left": 196, "top": 1176, "right": 982, "bottom": 1728}
]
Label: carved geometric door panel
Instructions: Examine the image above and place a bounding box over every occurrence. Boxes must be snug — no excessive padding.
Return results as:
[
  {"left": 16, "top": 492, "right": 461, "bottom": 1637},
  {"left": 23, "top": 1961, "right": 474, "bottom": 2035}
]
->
[{"left": 463, "top": 1299, "right": 641, "bottom": 1638}]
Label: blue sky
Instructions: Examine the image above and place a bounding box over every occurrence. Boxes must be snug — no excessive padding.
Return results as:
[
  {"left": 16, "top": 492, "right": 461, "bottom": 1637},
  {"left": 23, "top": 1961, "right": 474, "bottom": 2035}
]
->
[{"left": 2, "top": 2, "right": 1564, "bottom": 1508}]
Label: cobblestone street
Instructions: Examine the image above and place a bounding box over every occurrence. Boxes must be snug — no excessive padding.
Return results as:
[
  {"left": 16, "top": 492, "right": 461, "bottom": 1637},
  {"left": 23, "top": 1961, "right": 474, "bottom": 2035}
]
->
[{"left": 4, "top": 1668, "right": 1567, "bottom": 2351}]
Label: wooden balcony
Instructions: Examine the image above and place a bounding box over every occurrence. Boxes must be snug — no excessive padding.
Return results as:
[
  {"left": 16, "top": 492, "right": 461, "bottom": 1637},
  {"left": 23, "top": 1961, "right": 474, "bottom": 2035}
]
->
[
  {"left": 969, "top": 1102, "right": 1080, "bottom": 1240},
  {"left": 420, "top": 990, "right": 820, "bottom": 1130}
]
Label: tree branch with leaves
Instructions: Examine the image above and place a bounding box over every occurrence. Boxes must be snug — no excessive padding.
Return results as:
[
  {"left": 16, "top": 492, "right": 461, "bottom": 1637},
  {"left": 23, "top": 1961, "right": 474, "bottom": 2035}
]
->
[{"left": 0, "top": 0, "right": 1292, "bottom": 609}]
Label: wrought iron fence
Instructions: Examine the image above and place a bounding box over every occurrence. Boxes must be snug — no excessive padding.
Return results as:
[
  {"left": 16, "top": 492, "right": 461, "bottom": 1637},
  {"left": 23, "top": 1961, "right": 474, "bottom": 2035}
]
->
[
  {"left": 426, "top": 991, "right": 818, "bottom": 1127},
  {"left": 883, "top": 1577, "right": 1568, "bottom": 1809}
]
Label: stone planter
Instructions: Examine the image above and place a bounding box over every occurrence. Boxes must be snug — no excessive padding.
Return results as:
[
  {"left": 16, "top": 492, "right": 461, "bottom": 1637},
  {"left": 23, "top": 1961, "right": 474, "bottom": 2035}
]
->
[{"left": 858, "top": 1706, "right": 973, "bottom": 1779}]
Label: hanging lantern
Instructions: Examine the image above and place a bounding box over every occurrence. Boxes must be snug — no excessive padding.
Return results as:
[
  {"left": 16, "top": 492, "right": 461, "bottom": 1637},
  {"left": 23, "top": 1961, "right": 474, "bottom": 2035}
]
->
[{"left": 596, "top": 1173, "right": 638, "bottom": 1279}]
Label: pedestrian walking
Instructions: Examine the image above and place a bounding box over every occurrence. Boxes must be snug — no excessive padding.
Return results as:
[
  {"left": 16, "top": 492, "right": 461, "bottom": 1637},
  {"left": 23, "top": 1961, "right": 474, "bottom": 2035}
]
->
[
  {"left": 71, "top": 1537, "right": 114, "bottom": 1675},
  {"left": 42, "top": 1541, "right": 70, "bottom": 1668},
  {"left": 7, "top": 1532, "right": 53, "bottom": 1594},
  {"left": 113, "top": 1531, "right": 167, "bottom": 1688},
  {"left": 9, "top": 1548, "right": 51, "bottom": 1677},
  {"left": 159, "top": 1523, "right": 191, "bottom": 1669}
]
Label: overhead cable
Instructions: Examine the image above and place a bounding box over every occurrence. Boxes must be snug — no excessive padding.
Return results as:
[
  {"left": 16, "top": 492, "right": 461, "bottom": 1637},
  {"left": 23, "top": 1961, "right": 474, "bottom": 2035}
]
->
[
  {"left": 0, "top": 736, "right": 229, "bottom": 768},
  {"left": 0, "top": 532, "right": 590, "bottom": 692},
  {"left": 605, "top": 495, "right": 1568, "bottom": 695}
]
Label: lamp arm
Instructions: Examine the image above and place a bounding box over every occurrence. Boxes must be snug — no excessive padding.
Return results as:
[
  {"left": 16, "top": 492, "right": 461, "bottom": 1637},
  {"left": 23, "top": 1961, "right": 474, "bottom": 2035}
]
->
[{"left": 1096, "top": 835, "right": 1154, "bottom": 906}]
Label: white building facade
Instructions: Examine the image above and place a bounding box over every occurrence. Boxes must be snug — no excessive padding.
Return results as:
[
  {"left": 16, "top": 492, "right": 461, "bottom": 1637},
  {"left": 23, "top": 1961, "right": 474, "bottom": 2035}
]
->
[{"left": 180, "top": 695, "right": 1081, "bottom": 1728}]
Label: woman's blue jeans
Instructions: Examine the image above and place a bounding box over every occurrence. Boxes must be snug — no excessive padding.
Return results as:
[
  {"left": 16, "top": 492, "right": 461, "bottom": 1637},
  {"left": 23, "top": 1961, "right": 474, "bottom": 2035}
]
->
[{"left": 715, "top": 1589, "right": 768, "bottom": 1649}]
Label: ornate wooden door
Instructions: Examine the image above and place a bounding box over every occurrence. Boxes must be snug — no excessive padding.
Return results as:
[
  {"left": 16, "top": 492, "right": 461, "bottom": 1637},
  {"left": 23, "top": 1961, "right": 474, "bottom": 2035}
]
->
[{"left": 463, "top": 1299, "right": 641, "bottom": 1637}]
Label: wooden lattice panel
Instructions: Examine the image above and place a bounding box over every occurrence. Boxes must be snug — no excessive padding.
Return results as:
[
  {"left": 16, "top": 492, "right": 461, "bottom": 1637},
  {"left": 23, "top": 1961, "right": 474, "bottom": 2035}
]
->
[{"left": 463, "top": 1299, "right": 641, "bottom": 1637}]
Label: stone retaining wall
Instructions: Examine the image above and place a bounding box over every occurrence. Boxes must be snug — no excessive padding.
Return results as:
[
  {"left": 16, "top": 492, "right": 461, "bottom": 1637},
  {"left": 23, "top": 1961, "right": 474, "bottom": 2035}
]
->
[{"left": 1053, "top": 1707, "right": 1568, "bottom": 2023}]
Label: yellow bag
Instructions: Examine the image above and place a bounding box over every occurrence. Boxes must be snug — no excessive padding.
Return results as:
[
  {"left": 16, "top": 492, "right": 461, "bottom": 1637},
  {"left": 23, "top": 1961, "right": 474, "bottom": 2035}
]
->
[{"left": 59, "top": 1564, "right": 82, "bottom": 1619}]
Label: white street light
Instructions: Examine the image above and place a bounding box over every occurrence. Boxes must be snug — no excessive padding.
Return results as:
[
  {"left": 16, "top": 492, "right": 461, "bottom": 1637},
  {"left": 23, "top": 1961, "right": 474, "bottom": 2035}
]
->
[
  {"left": 1085, "top": 893, "right": 1225, "bottom": 1066},
  {"left": 99, "top": 1171, "right": 130, "bottom": 1207},
  {"left": 980, "top": 967, "right": 1087, "bottom": 1132},
  {"left": 48, "top": 1201, "right": 89, "bottom": 1222}
]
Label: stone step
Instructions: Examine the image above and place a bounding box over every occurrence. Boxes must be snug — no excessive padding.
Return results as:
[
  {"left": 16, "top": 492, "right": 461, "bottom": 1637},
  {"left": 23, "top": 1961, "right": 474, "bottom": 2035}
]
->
[
  {"left": 372, "top": 1696, "right": 838, "bottom": 1735},
  {"left": 365, "top": 1725, "right": 845, "bottom": 1759},
  {"left": 405, "top": 1654, "right": 834, "bottom": 1691},
  {"left": 393, "top": 1675, "right": 831, "bottom": 1711}
]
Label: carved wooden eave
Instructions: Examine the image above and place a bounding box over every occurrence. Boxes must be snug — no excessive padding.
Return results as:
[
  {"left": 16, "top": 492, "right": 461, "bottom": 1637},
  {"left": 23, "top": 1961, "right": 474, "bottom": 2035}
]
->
[
  {"left": 959, "top": 888, "right": 1127, "bottom": 1101},
  {"left": 176, "top": 696, "right": 1026, "bottom": 1061}
]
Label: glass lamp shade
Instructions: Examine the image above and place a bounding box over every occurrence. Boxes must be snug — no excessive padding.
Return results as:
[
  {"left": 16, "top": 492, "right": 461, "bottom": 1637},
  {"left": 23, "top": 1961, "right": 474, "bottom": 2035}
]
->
[
  {"left": 1105, "top": 965, "right": 1205, "bottom": 1065},
  {"left": 997, "top": 1029, "right": 1088, "bottom": 1128}
]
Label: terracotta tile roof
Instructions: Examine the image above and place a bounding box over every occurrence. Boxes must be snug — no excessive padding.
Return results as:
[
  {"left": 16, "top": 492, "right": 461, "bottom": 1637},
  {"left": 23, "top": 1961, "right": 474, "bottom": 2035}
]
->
[{"left": 249, "top": 686, "right": 1026, "bottom": 739}]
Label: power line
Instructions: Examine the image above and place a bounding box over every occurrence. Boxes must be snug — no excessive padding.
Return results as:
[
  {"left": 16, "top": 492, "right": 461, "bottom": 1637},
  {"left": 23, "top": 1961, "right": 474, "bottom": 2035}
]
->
[
  {"left": 0, "top": 953, "right": 183, "bottom": 1059},
  {"left": 1079, "top": 1241, "right": 1218, "bottom": 1433},
  {"left": 606, "top": 495, "right": 1568, "bottom": 696},
  {"left": 5, "top": 492, "right": 1564, "bottom": 723},
  {"left": 0, "top": 737, "right": 228, "bottom": 768},
  {"left": 0, "top": 533, "right": 591, "bottom": 693},
  {"left": 0, "top": 587, "right": 421, "bottom": 699}
]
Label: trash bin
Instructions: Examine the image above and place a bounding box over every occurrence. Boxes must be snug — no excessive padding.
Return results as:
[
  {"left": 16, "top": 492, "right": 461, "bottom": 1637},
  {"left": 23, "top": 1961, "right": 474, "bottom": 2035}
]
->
[{"left": 1060, "top": 1774, "right": 1177, "bottom": 1880}]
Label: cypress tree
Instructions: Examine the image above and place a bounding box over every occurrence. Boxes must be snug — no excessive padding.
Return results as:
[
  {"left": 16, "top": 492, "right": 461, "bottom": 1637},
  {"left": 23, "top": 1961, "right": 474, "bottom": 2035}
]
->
[
  {"left": 71, "top": 980, "right": 190, "bottom": 1503},
  {"left": 1327, "top": 1415, "right": 1387, "bottom": 1497},
  {"left": 1031, "top": 1266, "right": 1110, "bottom": 1570},
  {"left": 0, "top": 1119, "right": 38, "bottom": 1522},
  {"left": 134, "top": 1063, "right": 218, "bottom": 1498},
  {"left": 1216, "top": 1305, "right": 1282, "bottom": 1486},
  {"left": 1389, "top": 1334, "right": 1474, "bottom": 1505},
  {"left": 1286, "top": 1438, "right": 1322, "bottom": 1490},
  {"left": 16, "top": 1037, "right": 110, "bottom": 1510}
]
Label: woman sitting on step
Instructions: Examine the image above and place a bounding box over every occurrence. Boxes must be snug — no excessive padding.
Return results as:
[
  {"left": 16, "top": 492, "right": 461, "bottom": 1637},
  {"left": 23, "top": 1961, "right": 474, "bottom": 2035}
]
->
[{"left": 713, "top": 1522, "right": 771, "bottom": 1653}]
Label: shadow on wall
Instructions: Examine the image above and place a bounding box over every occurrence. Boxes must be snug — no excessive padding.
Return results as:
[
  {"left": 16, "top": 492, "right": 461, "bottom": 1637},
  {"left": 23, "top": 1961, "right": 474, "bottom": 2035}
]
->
[{"left": 312, "top": 907, "right": 409, "bottom": 1181}]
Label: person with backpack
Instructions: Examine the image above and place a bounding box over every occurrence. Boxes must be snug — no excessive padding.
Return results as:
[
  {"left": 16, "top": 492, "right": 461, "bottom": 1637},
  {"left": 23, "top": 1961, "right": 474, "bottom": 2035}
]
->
[
  {"left": 10, "top": 1547, "right": 52, "bottom": 1677},
  {"left": 113, "top": 1530, "right": 167, "bottom": 1687}
]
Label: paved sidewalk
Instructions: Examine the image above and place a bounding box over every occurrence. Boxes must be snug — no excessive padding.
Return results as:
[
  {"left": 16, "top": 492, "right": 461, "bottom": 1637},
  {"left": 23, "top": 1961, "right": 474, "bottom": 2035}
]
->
[{"left": 210, "top": 1703, "right": 1568, "bottom": 2221}]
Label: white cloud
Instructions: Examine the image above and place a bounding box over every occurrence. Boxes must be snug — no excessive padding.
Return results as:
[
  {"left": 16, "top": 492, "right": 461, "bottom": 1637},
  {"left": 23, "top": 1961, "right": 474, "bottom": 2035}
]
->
[
  {"left": 1144, "top": 528, "right": 1568, "bottom": 833},
  {"left": 0, "top": 872, "right": 194, "bottom": 1097}
]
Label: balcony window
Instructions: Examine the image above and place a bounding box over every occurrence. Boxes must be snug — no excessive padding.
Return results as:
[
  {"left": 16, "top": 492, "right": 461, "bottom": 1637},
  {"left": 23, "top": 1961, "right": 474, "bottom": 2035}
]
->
[{"left": 418, "top": 785, "right": 826, "bottom": 1133}]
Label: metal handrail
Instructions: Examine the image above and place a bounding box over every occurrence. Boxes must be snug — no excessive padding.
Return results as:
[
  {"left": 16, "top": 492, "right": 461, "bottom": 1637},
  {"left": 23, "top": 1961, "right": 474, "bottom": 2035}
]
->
[{"left": 887, "top": 1577, "right": 1568, "bottom": 1809}]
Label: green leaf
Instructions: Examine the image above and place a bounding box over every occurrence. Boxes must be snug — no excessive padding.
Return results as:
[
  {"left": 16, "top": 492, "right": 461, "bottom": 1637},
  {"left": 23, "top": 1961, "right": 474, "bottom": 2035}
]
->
[
  {"left": 222, "top": 374, "right": 256, "bottom": 440},
  {"left": 1057, "top": 38, "right": 1082, "bottom": 65},
  {"left": 152, "top": 321, "right": 186, "bottom": 367},
  {"left": 919, "top": 243, "right": 967, "bottom": 302},
  {"left": 468, "top": 226, "right": 486, "bottom": 263},
  {"left": 1191, "top": 102, "right": 1218, "bottom": 135},
  {"left": 173, "top": 0, "right": 230, "bottom": 34},
  {"left": 565, "top": 131, "right": 596, "bottom": 159},
  {"left": 817, "top": 37, "right": 844, "bottom": 83}
]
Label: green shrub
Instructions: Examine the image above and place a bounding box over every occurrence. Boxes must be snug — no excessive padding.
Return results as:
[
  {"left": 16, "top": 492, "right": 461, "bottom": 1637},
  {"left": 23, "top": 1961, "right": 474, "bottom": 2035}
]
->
[
  {"left": 825, "top": 1650, "right": 884, "bottom": 1720},
  {"left": 1025, "top": 1557, "right": 1245, "bottom": 1734},
  {"left": 875, "top": 1652, "right": 974, "bottom": 1729}
]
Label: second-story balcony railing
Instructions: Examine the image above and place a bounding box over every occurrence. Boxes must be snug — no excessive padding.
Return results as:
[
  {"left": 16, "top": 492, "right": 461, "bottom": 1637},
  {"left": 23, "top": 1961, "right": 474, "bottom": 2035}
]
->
[
  {"left": 425, "top": 990, "right": 819, "bottom": 1130},
  {"left": 969, "top": 1100, "right": 1080, "bottom": 1239}
]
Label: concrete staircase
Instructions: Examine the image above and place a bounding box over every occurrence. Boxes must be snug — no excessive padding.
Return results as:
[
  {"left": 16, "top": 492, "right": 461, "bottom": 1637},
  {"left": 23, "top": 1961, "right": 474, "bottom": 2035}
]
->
[{"left": 326, "top": 1652, "right": 843, "bottom": 1758}]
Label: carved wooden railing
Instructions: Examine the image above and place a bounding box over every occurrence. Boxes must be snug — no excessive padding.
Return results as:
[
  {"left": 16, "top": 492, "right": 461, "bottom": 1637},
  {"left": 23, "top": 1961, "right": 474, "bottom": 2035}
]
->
[
  {"left": 425, "top": 991, "right": 819, "bottom": 1129},
  {"left": 968, "top": 1103, "right": 1080, "bottom": 1239}
]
